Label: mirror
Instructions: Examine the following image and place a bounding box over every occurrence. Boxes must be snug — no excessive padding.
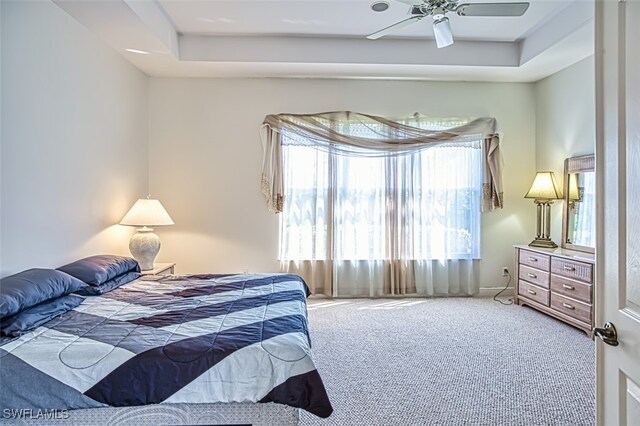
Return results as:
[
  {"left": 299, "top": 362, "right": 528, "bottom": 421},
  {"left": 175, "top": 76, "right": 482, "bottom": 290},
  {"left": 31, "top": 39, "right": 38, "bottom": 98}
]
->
[{"left": 562, "top": 154, "right": 595, "bottom": 253}]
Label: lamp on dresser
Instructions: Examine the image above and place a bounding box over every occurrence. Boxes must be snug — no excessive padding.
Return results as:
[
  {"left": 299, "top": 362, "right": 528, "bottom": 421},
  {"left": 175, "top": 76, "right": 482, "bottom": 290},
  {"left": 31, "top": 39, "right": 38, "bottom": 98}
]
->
[
  {"left": 525, "top": 171, "right": 562, "bottom": 248},
  {"left": 120, "top": 197, "right": 174, "bottom": 271}
]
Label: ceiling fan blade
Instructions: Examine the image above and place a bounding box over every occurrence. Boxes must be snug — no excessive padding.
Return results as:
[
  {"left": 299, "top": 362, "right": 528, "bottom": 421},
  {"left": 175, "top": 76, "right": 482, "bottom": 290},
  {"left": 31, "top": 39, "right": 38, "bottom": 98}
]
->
[
  {"left": 366, "top": 15, "right": 425, "bottom": 40},
  {"left": 456, "top": 2, "right": 530, "bottom": 17}
]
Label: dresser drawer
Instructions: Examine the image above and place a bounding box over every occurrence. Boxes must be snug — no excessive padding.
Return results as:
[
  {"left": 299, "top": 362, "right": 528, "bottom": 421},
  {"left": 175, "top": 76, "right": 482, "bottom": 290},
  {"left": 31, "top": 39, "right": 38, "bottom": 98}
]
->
[
  {"left": 518, "top": 280, "right": 550, "bottom": 306},
  {"left": 550, "top": 275, "right": 592, "bottom": 304},
  {"left": 550, "top": 258, "right": 593, "bottom": 283},
  {"left": 519, "top": 249, "right": 550, "bottom": 271},
  {"left": 519, "top": 265, "right": 550, "bottom": 288},
  {"left": 550, "top": 293, "right": 592, "bottom": 323}
]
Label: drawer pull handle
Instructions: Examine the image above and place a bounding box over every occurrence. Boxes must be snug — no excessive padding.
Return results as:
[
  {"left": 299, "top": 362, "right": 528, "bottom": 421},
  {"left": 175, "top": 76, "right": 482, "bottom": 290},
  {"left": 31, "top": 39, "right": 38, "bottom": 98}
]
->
[
  {"left": 528, "top": 257, "right": 538, "bottom": 262},
  {"left": 564, "top": 266, "right": 576, "bottom": 272},
  {"left": 527, "top": 273, "right": 537, "bottom": 278},
  {"left": 562, "top": 284, "right": 575, "bottom": 290},
  {"left": 527, "top": 289, "right": 536, "bottom": 295},
  {"left": 562, "top": 303, "right": 575, "bottom": 310}
]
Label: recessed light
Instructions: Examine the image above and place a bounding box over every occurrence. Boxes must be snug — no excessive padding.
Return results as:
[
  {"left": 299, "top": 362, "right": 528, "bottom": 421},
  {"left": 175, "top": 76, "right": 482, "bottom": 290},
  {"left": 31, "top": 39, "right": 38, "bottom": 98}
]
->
[
  {"left": 371, "top": 1, "right": 390, "bottom": 12},
  {"left": 125, "top": 48, "right": 150, "bottom": 55}
]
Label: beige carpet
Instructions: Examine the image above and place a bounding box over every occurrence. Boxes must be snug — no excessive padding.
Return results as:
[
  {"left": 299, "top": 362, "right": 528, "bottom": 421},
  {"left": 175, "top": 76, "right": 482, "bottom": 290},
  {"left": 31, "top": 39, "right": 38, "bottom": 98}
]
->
[{"left": 300, "top": 298, "right": 595, "bottom": 426}]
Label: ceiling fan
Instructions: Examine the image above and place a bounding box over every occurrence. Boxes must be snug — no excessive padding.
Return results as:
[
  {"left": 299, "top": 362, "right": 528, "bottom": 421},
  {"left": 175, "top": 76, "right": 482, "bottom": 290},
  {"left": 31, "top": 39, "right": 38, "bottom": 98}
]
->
[{"left": 367, "top": 0, "right": 530, "bottom": 49}]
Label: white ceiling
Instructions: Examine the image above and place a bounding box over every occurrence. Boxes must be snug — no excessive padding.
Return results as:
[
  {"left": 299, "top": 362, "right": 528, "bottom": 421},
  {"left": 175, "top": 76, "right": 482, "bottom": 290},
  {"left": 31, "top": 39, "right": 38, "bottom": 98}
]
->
[
  {"left": 159, "top": 0, "right": 568, "bottom": 41},
  {"left": 53, "top": 0, "right": 595, "bottom": 82}
]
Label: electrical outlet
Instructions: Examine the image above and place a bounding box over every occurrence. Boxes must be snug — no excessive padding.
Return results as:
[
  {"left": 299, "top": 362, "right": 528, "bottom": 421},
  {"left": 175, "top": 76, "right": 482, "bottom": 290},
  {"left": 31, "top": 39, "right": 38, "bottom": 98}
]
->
[{"left": 501, "top": 267, "right": 509, "bottom": 277}]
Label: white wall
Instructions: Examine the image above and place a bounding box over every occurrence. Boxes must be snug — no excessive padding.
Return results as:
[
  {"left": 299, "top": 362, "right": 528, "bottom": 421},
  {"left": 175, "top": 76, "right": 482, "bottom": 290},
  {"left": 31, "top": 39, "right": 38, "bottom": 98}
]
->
[
  {"left": 0, "top": 1, "right": 595, "bottom": 291},
  {"left": 149, "top": 78, "right": 536, "bottom": 289},
  {"left": 0, "top": 1, "right": 4, "bottom": 277},
  {"left": 0, "top": 1, "right": 149, "bottom": 277},
  {"left": 534, "top": 56, "right": 595, "bottom": 242}
]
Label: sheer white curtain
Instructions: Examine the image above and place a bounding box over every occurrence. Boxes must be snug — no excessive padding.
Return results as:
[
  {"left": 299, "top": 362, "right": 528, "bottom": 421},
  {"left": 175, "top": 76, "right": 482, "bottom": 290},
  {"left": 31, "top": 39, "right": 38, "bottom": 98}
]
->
[{"left": 278, "top": 116, "right": 484, "bottom": 297}]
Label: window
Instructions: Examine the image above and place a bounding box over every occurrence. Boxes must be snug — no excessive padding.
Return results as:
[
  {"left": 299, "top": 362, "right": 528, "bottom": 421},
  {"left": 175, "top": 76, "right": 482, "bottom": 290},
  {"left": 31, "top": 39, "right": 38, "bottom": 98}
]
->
[{"left": 279, "top": 117, "right": 483, "bottom": 262}]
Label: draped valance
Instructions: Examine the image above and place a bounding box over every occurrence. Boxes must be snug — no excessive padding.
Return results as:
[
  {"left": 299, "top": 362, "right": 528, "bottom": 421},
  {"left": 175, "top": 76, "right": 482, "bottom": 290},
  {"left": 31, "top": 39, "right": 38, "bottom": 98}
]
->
[{"left": 260, "top": 111, "right": 504, "bottom": 213}]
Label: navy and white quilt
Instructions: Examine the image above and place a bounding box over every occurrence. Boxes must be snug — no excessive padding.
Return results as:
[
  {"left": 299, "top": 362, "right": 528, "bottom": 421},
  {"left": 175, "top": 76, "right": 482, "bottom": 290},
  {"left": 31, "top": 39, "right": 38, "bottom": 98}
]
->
[{"left": 0, "top": 273, "right": 333, "bottom": 418}]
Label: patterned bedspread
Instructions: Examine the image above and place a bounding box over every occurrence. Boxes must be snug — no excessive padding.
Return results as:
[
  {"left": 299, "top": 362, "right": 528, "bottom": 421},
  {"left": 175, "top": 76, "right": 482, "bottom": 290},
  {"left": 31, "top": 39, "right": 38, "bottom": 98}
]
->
[{"left": 0, "top": 273, "right": 332, "bottom": 418}]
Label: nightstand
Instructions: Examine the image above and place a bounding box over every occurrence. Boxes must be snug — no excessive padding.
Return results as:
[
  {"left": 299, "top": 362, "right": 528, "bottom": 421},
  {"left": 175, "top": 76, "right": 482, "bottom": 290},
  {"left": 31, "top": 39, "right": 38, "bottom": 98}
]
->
[{"left": 140, "top": 262, "right": 176, "bottom": 276}]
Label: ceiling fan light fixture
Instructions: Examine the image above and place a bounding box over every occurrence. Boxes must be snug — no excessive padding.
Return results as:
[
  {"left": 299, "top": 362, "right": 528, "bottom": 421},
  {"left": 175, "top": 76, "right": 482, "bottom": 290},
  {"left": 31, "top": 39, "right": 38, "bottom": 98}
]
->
[{"left": 433, "top": 17, "right": 454, "bottom": 48}]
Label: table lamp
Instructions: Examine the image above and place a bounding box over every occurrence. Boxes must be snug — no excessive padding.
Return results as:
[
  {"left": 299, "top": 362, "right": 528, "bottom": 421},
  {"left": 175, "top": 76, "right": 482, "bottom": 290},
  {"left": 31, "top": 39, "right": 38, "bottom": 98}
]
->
[
  {"left": 120, "top": 197, "right": 174, "bottom": 270},
  {"left": 525, "top": 171, "right": 562, "bottom": 248}
]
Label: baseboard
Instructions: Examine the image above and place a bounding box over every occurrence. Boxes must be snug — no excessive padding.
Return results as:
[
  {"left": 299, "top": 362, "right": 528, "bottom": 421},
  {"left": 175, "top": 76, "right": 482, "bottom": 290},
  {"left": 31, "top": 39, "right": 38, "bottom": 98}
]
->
[
  {"left": 476, "top": 287, "right": 515, "bottom": 298},
  {"left": 309, "top": 288, "right": 515, "bottom": 299}
]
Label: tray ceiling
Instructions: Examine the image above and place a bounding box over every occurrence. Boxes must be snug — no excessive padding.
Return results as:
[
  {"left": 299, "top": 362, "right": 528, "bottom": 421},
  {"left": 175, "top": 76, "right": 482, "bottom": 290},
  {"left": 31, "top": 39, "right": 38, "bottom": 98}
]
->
[{"left": 53, "top": 0, "right": 595, "bottom": 82}]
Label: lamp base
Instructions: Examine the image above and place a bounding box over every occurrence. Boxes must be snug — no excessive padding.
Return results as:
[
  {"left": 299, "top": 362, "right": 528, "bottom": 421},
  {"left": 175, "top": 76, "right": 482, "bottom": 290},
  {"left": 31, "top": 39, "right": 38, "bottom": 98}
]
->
[
  {"left": 129, "top": 227, "right": 161, "bottom": 271},
  {"left": 529, "top": 238, "right": 558, "bottom": 249}
]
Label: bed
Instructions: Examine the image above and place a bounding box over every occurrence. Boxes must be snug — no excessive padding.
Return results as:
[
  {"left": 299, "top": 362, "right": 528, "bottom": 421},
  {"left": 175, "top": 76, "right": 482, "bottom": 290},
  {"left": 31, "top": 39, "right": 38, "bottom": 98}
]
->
[{"left": 0, "top": 270, "right": 332, "bottom": 425}]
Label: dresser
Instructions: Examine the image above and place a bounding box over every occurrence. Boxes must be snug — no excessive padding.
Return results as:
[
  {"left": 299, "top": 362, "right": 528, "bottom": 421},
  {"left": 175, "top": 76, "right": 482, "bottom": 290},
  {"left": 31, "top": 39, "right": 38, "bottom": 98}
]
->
[{"left": 514, "top": 245, "right": 595, "bottom": 337}]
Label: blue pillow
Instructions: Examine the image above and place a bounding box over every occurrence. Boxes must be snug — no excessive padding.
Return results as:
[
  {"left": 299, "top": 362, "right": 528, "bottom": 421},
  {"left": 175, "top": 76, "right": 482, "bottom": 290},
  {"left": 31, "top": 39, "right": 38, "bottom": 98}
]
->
[
  {"left": 0, "top": 294, "right": 84, "bottom": 337},
  {"left": 0, "top": 269, "right": 87, "bottom": 319},
  {"left": 57, "top": 255, "right": 140, "bottom": 286},
  {"left": 75, "top": 271, "right": 141, "bottom": 296}
]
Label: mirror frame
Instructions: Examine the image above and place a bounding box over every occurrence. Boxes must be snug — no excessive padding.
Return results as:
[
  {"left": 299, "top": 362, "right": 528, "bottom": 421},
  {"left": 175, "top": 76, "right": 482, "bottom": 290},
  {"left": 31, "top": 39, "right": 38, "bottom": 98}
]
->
[{"left": 561, "top": 154, "right": 595, "bottom": 253}]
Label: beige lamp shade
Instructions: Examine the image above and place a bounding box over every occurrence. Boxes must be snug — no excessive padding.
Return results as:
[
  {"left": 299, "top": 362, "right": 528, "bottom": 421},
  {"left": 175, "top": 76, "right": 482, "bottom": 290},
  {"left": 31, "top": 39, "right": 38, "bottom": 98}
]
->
[
  {"left": 524, "top": 171, "right": 563, "bottom": 200},
  {"left": 120, "top": 199, "right": 175, "bottom": 227}
]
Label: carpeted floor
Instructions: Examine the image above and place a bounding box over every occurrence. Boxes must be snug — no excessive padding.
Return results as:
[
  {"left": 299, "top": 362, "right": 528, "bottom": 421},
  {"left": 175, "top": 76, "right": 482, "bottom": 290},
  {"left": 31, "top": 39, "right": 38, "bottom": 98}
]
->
[{"left": 299, "top": 298, "right": 595, "bottom": 426}]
